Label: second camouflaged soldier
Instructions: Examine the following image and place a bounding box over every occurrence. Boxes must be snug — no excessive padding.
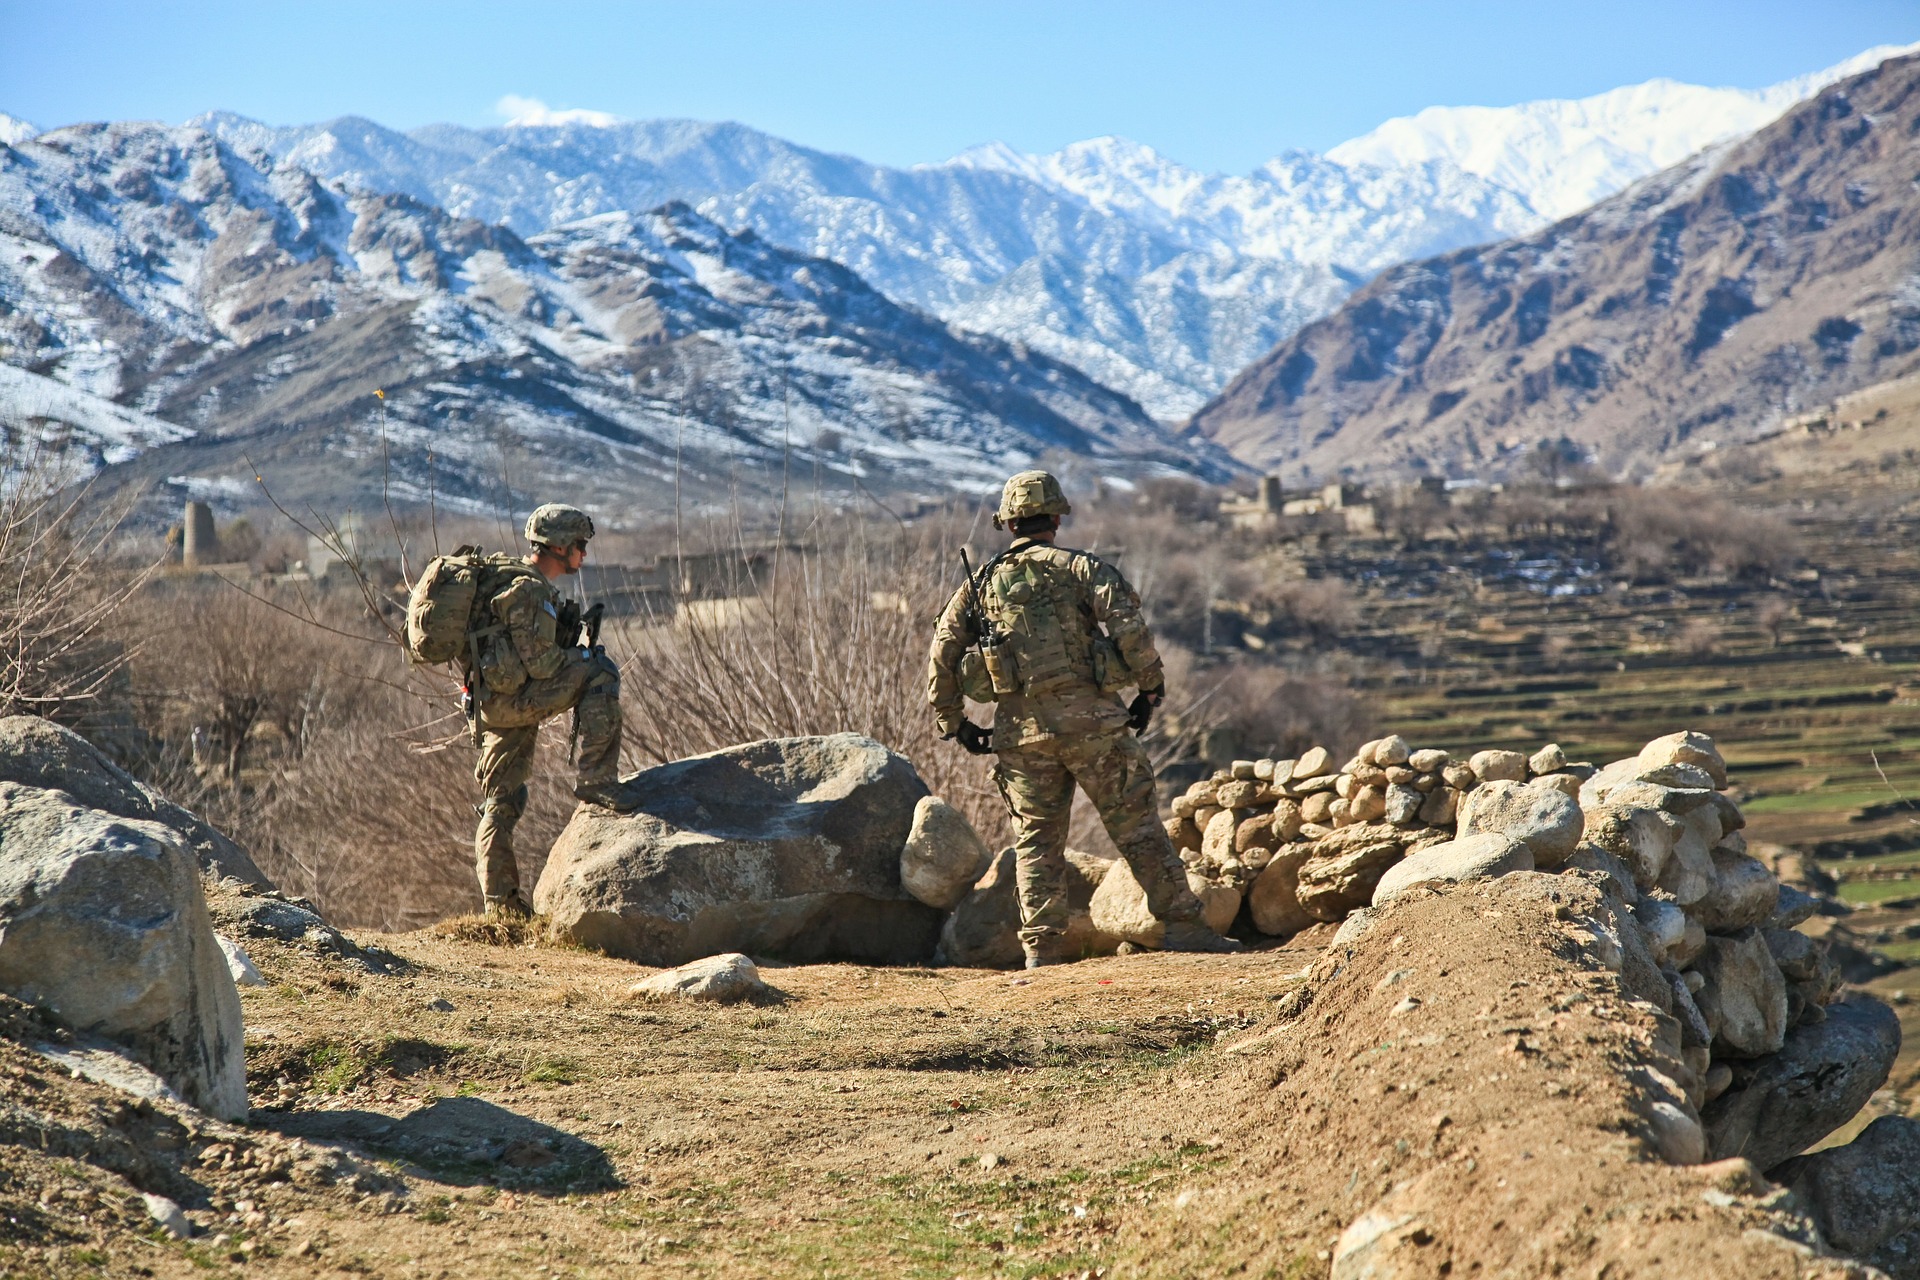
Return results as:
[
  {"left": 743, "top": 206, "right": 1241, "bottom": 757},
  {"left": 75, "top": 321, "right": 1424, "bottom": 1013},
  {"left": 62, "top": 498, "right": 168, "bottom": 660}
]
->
[
  {"left": 927, "top": 471, "right": 1243, "bottom": 967},
  {"left": 471, "top": 503, "right": 630, "bottom": 918}
]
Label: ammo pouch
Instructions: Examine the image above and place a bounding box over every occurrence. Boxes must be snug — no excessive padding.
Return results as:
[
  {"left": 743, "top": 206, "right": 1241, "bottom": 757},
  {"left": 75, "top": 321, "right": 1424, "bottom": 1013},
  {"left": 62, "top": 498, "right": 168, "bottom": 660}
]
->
[
  {"left": 476, "top": 626, "right": 527, "bottom": 697},
  {"left": 979, "top": 635, "right": 1020, "bottom": 695},
  {"left": 959, "top": 650, "right": 997, "bottom": 704},
  {"left": 1091, "top": 635, "right": 1133, "bottom": 694}
]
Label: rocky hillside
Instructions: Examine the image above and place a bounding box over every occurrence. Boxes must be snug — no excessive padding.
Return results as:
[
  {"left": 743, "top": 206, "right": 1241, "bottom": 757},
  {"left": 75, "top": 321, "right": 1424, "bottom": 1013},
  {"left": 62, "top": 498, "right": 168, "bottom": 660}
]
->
[
  {"left": 0, "top": 121, "right": 1233, "bottom": 515},
  {"left": 1190, "top": 53, "right": 1920, "bottom": 482}
]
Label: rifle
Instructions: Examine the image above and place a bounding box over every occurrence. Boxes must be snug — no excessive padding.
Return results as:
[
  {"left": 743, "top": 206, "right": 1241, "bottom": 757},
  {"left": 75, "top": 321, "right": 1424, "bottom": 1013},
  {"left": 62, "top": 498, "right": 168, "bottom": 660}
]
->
[{"left": 957, "top": 548, "right": 1015, "bottom": 817}]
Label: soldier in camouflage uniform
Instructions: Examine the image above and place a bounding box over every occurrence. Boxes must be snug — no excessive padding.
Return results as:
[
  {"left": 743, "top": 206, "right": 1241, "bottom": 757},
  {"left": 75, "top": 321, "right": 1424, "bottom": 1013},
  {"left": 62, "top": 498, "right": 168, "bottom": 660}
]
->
[
  {"left": 471, "top": 503, "right": 629, "bottom": 918},
  {"left": 927, "top": 471, "right": 1243, "bottom": 967}
]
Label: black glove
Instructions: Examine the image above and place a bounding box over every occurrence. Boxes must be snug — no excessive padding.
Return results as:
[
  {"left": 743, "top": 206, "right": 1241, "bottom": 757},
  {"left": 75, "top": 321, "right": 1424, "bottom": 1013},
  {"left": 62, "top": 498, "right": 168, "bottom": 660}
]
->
[
  {"left": 556, "top": 599, "right": 583, "bottom": 648},
  {"left": 1127, "top": 686, "right": 1164, "bottom": 736},
  {"left": 949, "top": 721, "right": 993, "bottom": 756}
]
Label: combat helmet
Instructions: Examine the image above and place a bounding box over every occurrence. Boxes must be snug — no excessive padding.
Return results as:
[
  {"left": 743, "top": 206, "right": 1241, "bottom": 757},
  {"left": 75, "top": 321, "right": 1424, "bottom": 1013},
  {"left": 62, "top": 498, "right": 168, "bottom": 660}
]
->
[
  {"left": 993, "top": 470, "right": 1072, "bottom": 530},
  {"left": 525, "top": 503, "right": 595, "bottom": 550}
]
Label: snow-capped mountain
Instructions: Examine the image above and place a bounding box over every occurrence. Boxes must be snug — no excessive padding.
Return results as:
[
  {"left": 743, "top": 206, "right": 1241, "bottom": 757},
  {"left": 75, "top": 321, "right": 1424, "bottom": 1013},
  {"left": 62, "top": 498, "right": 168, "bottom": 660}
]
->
[
  {"left": 1328, "top": 41, "right": 1920, "bottom": 221},
  {"left": 0, "top": 120, "right": 1233, "bottom": 520},
  {"left": 174, "top": 41, "right": 1912, "bottom": 420},
  {"left": 0, "top": 115, "right": 35, "bottom": 147},
  {"left": 1191, "top": 52, "right": 1920, "bottom": 480},
  {"left": 188, "top": 114, "right": 1534, "bottom": 418}
]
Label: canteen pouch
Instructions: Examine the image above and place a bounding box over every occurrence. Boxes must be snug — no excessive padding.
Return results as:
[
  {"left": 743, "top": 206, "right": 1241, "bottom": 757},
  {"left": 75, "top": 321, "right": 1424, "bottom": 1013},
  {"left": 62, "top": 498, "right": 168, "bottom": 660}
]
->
[{"left": 980, "top": 636, "right": 1020, "bottom": 695}]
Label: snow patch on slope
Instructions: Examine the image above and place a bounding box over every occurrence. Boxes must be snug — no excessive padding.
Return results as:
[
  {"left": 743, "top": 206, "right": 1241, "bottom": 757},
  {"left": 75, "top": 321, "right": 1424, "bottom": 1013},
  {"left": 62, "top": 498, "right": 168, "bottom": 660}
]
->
[{"left": 1328, "top": 41, "right": 1920, "bottom": 220}]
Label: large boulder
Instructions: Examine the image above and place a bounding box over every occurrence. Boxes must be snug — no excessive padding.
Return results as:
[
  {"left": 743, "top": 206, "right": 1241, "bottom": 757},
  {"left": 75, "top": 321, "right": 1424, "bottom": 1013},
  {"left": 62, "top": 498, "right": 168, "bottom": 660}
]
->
[
  {"left": 1247, "top": 846, "right": 1314, "bottom": 937},
  {"left": 1089, "top": 860, "right": 1238, "bottom": 946},
  {"left": 1456, "top": 782, "right": 1581, "bottom": 866},
  {"left": 1702, "top": 998, "right": 1902, "bottom": 1171},
  {"left": 534, "top": 734, "right": 941, "bottom": 966},
  {"left": 1773, "top": 1116, "right": 1920, "bottom": 1261},
  {"left": 0, "top": 783, "right": 246, "bottom": 1119},
  {"left": 0, "top": 716, "right": 267, "bottom": 885},
  {"left": 1370, "top": 833, "right": 1532, "bottom": 907},
  {"left": 898, "top": 797, "right": 991, "bottom": 910},
  {"left": 1293, "top": 825, "right": 1416, "bottom": 921},
  {"left": 935, "top": 847, "right": 1119, "bottom": 968}
]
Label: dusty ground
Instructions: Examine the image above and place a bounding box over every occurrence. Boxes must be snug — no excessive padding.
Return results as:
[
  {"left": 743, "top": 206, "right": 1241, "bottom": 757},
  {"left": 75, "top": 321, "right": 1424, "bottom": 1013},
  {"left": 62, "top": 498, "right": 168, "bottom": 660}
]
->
[{"left": 2, "top": 873, "right": 1905, "bottom": 1279}]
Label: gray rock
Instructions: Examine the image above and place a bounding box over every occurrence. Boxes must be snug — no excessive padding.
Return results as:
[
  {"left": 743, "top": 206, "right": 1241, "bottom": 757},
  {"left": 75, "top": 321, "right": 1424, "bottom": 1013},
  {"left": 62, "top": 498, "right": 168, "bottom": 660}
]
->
[
  {"left": 1528, "top": 743, "right": 1567, "bottom": 775},
  {"left": 1636, "top": 762, "right": 1718, "bottom": 791},
  {"left": 1375, "top": 735, "right": 1412, "bottom": 767},
  {"left": 213, "top": 934, "right": 265, "bottom": 987},
  {"left": 1580, "top": 806, "right": 1677, "bottom": 889},
  {"left": 1703, "top": 998, "right": 1902, "bottom": 1171},
  {"left": 1638, "top": 730, "right": 1729, "bottom": 789},
  {"left": 1762, "top": 927, "right": 1822, "bottom": 983},
  {"left": 1370, "top": 833, "right": 1532, "bottom": 907},
  {"left": 1694, "top": 850, "right": 1779, "bottom": 933},
  {"left": 1457, "top": 780, "right": 1583, "bottom": 866},
  {"left": 534, "top": 734, "right": 942, "bottom": 966},
  {"left": 1293, "top": 746, "right": 1333, "bottom": 779},
  {"left": 1632, "top": 897, "right": 1687, "bottom": 964},
  {"left": 1468, "top": 749, "right": 1528, "bottom": 783},
  {"left": 1416, "top": 784, "right": 1458, "bottom": 827},
  {"left": 1656, "top": 813, "right": 1716, "bottom": 908},
  {"left": 1562, "top": 842, "right": 1637, "bottom": 903},
  {"left": 1606, "top": 781, "right": 1719, "bottom": 818},
  {"left": 1667, "top": 970, "right": 1712, "bottom": 1048},
  {"left": 1248, "top": 846, "right": 1315, "bottom": 937},
  {"left": 1332, "top": 907, "right": 1377, "bottom": 947},
  {"left": 1768, "top": 884, "right": 1820, "bottom": 930},
  {"left": 1579, "top": 757, "right": 1644, "bottom": 809},
  {"left": 0, "top": 715, "right": 267, "bottom": 885},
  {"left": 899, "top": 797, "right": 992, "bottom": 910},
  {"left": 1694, "top": 928, "right": 1789, "bottom": 1059},
  {"left": 1408, "top": 748, "right": 1448, "bottom": 773},
  {"left": 1383, "top": 784, "right": 1423, "bottom": 827},
  {"left": 141, "top": 1193, "right": 191, "bottom": 1239},
  {"left": 1773, "top": 1116, "right": 1920, "bottom": 1256},
  {"left": 936, "top": 847, "right": 1118, "bottom": 968},
  {"left": 0, "top": 783, "right": 245, "bottom": 1119},
  {"left": 630, "top": 953, "right": 770, "bottom": 1003},
  {"left": 209, "top": 887, "right": 390, "bottom": 972}
]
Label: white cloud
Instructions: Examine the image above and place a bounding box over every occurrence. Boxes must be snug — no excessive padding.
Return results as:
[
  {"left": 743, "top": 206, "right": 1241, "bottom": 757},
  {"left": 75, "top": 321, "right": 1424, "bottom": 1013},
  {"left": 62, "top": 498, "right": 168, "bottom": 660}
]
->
[{"left": 493, "top": 94, "right": 620, "bottom": 128}]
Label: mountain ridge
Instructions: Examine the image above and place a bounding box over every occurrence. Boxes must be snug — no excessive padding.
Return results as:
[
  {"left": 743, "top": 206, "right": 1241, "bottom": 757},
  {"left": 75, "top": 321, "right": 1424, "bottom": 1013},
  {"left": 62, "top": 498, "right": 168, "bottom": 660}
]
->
[
  {"left": 0, "top": 119, "right": 1234, "bottom": 521},
  {"left": 1186, "top": 53, "right": 1920, "bottom": 483}
]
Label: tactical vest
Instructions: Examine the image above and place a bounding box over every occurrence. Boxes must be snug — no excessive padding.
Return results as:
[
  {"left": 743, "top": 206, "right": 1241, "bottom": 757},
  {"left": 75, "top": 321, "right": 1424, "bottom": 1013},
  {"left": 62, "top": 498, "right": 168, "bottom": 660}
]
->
[{"left": 974, "top": 546, "right": 1132, "bottom": 701}]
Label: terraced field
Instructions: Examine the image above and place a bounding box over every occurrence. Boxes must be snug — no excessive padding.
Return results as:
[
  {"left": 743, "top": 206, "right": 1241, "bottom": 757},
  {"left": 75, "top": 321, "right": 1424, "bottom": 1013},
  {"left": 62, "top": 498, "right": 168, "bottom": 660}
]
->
[{"left": 1297, "top": 503, "right": 1920, "bottom": 972}]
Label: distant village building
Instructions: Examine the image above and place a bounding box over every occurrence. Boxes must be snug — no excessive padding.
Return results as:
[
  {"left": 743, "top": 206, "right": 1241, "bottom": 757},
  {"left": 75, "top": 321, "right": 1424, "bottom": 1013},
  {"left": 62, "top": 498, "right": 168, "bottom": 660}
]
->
[{"left": 1220, "top": 478, "right": 1376, "bottom": 534}]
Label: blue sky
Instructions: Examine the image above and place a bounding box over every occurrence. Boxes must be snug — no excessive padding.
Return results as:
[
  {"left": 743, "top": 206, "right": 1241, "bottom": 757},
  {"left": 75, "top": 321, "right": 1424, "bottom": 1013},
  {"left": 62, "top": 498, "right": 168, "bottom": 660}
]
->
[{"left": 3, "top": 0, "right": 1915, "bottom": 172}]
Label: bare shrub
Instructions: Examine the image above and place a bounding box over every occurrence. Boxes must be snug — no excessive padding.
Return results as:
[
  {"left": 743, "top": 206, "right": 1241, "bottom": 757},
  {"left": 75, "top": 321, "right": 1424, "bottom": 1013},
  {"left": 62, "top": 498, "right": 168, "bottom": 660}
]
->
[
  {"left": 0, "top": 453, "right": 147, "bottom": 737},
  {"left": 1676, "top": 617, "right": 1721, "bottom": 657},
  {"left": 1153, "top": 647, "right": 1373, "bottom": 770},
  {"left": 1754, "top": 595, "right": 1793, "bottom": 647},
  {"left": 1596, "top": 487, "right": 1799, "bottom": 581}
]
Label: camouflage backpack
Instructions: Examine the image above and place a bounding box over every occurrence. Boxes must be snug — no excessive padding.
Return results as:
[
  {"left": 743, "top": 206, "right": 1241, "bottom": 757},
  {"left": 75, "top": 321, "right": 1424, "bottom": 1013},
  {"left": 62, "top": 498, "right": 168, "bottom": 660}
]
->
[{"left": 402, "top": 547, "right": 538, "bottom": 667}]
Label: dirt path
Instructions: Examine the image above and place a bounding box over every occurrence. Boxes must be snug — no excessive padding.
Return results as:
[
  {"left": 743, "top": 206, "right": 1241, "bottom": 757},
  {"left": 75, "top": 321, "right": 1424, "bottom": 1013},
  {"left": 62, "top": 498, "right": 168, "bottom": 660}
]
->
[{"left": 0, "top": 879, "right": 1901, "bottom": 1278}]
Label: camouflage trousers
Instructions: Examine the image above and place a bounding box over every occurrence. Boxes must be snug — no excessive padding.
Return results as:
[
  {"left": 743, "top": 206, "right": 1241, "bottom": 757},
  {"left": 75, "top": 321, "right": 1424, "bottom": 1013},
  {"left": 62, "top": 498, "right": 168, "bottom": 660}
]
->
[
  {"left": 472, "top": 651, "right": 622, "bottom": 908},
  {"left": 995, "top": 729, "right": 1199, "bottom": 958}
]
